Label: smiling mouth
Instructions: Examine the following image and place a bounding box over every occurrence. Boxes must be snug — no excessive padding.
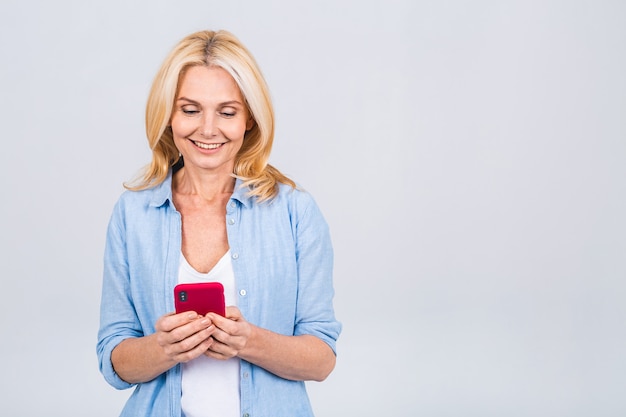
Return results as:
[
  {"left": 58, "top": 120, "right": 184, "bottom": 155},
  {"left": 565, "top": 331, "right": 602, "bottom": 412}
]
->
[{"left": 192, "top": 140, "right": 223, "bottom": 150}]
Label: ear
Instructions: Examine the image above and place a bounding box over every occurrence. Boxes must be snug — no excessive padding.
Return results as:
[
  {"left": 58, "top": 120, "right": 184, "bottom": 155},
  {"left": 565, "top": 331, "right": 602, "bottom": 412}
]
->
[{"left": 246, "top": 116, "right": 256, "bottom": 131}]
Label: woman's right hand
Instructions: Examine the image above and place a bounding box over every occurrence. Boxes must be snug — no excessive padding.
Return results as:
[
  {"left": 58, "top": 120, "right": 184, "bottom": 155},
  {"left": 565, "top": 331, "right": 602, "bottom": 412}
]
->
[
  {"left": 111, "top": 311, "right": 215, "bottom": 384},
  {"left": 154, "top": 312, "right": 216, "bottom": 363}
]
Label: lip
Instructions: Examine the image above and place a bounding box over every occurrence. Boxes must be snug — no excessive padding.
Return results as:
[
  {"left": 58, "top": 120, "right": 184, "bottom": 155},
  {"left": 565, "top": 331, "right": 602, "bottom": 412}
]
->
[{"left": 189, "top": 139, "right": 225, "bottom": 151}]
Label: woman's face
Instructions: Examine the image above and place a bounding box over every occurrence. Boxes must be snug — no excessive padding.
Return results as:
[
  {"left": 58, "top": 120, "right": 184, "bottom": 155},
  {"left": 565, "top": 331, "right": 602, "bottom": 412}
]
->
[{"left": 171, "top": 65, "right": 253, "bottom": 175}]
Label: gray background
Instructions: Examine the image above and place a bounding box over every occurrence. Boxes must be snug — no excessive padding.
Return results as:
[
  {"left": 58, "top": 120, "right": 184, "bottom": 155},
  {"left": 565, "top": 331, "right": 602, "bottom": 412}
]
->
[{"left": 1, "top": 1, "right": 625, "bottom": 416}]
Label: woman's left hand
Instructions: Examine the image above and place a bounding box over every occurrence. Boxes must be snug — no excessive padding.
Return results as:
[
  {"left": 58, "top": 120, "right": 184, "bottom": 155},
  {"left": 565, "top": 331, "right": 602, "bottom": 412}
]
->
[
  {"left": 204, "top": 306, "right": 335, "bottom": 381},
  {"left": 203, "top": 306, "right": 252, "bottom": 360}
]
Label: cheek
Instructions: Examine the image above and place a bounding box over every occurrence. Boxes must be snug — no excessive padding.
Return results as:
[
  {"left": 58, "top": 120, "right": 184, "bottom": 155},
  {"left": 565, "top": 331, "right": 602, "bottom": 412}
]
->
[
  {"left": 224, "top": 121, "right": 249, "bottom": 140},
  {"left": 171, "top": 119, "right": 195, "bottom": 139}
]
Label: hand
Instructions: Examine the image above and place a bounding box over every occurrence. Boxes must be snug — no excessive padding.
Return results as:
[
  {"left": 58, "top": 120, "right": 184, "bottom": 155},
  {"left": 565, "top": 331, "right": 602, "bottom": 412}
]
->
[
  {"left": 154, "top": 311, "right": 216, "bottom": 363},
  {"left": 204, "top": 306, "right": 252, "bottom": 360}
]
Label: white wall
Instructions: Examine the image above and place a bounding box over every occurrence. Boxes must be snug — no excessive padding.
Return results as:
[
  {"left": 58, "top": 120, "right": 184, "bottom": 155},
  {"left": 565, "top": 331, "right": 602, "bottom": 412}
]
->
[{"left": 1, "top": 1, "right": 625, "bottom": 416}]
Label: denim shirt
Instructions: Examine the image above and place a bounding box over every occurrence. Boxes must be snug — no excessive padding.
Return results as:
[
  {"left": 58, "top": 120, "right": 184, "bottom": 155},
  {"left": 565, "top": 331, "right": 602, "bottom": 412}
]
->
[{"left": 97, "top": 171, "right": 341, "bottom": 417}]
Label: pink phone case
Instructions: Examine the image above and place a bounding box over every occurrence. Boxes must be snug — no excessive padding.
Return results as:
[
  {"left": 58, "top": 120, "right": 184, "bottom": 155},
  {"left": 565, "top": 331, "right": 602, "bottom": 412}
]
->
[{"left": 174, "top": 282, "right": 225, "bottom": 316}]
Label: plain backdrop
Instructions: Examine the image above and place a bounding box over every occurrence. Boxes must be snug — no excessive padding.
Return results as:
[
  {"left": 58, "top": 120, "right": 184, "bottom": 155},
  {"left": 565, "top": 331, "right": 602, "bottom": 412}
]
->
[{"left": 1, "top": 1, "right": 625, "bottom": 416}]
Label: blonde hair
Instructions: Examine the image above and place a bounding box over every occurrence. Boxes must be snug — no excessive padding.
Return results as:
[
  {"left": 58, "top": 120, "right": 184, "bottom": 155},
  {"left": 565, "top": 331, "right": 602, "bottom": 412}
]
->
[{"left": 126, "top": 30, "right": 295, "bottom": 201}]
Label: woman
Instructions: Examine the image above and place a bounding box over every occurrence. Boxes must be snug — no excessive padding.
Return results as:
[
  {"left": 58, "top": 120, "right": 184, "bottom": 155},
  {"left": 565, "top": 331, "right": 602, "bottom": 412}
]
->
[{"left": 97, "top": 30, "right": 341, "bottom": 417}]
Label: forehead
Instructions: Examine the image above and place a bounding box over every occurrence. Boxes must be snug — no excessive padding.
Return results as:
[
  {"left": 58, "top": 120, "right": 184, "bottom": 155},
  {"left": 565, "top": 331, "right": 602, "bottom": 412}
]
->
[{"left": 177, "top": 66, "right": 243, "bottom": 102}]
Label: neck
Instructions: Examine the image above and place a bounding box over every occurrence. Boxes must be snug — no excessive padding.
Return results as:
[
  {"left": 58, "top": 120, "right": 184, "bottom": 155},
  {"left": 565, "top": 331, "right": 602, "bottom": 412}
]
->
[{"left": 173, "top": 166, "right": 236, "bottom": 201}]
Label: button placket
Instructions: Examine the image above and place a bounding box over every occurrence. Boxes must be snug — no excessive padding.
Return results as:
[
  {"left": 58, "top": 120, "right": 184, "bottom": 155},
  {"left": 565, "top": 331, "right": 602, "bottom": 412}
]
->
[{"left": 226, "top": 200, "right": 239, "bottom": 260}]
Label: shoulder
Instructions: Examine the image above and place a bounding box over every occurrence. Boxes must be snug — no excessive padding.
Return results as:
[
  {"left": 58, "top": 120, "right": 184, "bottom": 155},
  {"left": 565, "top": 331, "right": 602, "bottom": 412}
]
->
[
  {"left": 241, "top": 181, "right": 323, "bottom": 222},
  {"left": 113, "top": 173, "right": 173, "bottom": 212},
  {"left": 269, "top": 182, "right": 329, "bottom": 229},
  {"left": 271, "top": 182, "right": 319, "bottom": 211},
  {"left": 113, "top": 187, "right": 157, "bottom": 212},
  {"left": 108, "top": 181, "right": 172, "bottom": 229}
]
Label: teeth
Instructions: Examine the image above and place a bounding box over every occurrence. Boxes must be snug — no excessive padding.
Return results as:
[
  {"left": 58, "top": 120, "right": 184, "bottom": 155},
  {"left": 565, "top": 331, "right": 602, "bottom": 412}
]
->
[{"left": 193, "top": 141, "right": 222, "bottom": 150}]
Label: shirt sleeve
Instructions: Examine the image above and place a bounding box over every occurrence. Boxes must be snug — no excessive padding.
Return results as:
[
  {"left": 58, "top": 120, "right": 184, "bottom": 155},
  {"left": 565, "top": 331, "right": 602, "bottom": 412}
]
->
[
  {"left": 96, "top": 199, "right": 141, "bottom": 390},
  {"left": 291, "top": 191, "right": 342, "bottom": 354}
]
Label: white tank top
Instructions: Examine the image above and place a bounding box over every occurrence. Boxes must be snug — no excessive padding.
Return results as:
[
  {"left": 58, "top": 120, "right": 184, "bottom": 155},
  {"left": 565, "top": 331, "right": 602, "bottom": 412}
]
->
[{"left": 178, "top": 251, "right": 240, "bottom": 417}]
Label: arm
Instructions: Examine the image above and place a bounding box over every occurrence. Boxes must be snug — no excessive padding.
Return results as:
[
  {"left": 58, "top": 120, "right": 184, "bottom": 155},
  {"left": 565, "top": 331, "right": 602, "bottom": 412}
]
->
[
  {"left": 204, "top": 190, "right": 341, "bottom": 381},
  {"left": 111, "top": 312, "right": 217, "bottom": 384},
  {"left": 205, "top": 307, "right": 336, "bottom": 381},
  {"left": 97, "top": 196, "right": 218, "bottom": 386}
]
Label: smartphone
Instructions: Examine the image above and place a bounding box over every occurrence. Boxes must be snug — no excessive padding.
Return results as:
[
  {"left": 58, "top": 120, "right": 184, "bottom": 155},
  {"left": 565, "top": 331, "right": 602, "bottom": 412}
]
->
[{"left": 174, "top": 282, "right": 225, "bottom": 316}]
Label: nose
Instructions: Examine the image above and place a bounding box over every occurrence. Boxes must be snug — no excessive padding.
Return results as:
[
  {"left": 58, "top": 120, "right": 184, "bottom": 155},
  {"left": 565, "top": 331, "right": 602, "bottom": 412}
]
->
[{"left": 199, "top": 112, "right": 218, "bottom": 137}]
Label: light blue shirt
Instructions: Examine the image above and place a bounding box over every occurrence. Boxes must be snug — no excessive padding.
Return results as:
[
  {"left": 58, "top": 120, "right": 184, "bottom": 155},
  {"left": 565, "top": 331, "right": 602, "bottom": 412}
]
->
[{"left": 97, "top": 170, "right": 341, "bottom": 417}]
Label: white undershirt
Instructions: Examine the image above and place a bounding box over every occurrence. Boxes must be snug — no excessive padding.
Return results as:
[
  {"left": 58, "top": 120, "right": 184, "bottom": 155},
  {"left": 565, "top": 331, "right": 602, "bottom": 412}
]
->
[{"left": 178, "top": 251, "right": 240, "bottom": 417}]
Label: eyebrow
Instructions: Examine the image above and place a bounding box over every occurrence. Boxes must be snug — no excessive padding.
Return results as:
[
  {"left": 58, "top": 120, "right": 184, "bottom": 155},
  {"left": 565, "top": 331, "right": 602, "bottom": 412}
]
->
[{"left": 177, "top": 97, "right": 244, "bottom": 107}]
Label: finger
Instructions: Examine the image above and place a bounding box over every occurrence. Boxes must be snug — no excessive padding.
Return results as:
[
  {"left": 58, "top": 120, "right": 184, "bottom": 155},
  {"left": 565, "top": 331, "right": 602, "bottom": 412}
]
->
[
  {"left": 158, "top": 316, "right": 213, "bottom": 347},
  {"left": 174, "top": 327, "right": 213, "bottom": 353},
  {"left": 174, "top": 334, "right": 217, "bottom": 363},
  {"left": 157, "top": 311, "right": 200, "bottom": 332},
  {"left": 168, "top": 317, "right": 214, "bottom": 344},
  {"left": 204, "top": 349, "right": 230, "bottom": 360},
  {"left": 208, "top": 324, "right": 249, "bottom": 356},
  {"left": 165, "top": 322, "right": 215, "bottom": 356},
  {"left": 225, "top": 306, "right": 242, "bottom": 320},
  {"left": 206, "top": 313, "right": 231, "bottom": 332},
  {"left": 204, "top": 340, "right": 237, "bottom": 360},
  {"left": 207, "top": 309, "right": 243, "bottom": 335},
  {"left": 207, "top": 325, "right": 231, "bottom": 345}
]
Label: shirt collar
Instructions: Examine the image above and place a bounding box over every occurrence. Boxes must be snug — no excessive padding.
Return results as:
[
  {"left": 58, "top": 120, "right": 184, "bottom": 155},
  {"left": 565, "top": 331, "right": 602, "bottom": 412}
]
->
[
  {"left": 148, "top": 171, "right": 175, "bottom": 208},
  {"left": 230, "top": 178, "right": 253, "bottom": 209},
  {"left": 147, "top": 170, "right": 254, "bottom": 209}
]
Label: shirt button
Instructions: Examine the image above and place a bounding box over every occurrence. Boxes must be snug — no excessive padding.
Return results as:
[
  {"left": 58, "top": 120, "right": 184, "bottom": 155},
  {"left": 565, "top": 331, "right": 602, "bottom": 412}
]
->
[
  {"left": 232, "top": 253, "right": 239, "bottom": 260},
  {"left": 239, "top": 289, "right": 247, "bottom": 296},
  {"left": 243, "top": 372, "right": 249, "bottom": 378},
  {"left": 228, "top": 218, "right": 235, "bottom": 225},
  {"left": 229, "top": 202, "right": 236, "bottom": 208},
  {"left": 243, "top": 414, "right": 250, "bottom": 417}
]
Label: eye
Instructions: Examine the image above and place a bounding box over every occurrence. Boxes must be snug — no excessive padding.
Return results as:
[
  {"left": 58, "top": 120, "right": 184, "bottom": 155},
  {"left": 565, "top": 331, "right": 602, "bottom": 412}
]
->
[
  {"left": 220, "top": 106, "right": 237, "bottom": 118},
  {"left": 181, "top": 106, "right": 200, "bottom": 115}
]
